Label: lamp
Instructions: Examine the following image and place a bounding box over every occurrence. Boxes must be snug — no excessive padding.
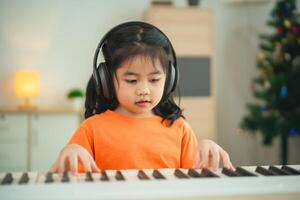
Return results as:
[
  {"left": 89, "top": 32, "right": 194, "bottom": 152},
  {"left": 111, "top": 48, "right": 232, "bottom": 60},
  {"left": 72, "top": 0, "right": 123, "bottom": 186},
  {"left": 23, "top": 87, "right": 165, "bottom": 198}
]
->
[{"left": 15, "top": 70, "right": 40, "bottom": 110}]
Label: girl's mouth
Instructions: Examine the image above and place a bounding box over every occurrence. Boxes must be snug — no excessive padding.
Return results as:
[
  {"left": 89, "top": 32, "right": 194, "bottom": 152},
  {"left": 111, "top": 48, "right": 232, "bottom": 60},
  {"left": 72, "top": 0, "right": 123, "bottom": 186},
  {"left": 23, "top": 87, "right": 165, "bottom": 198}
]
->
[{"left": 135, "top": 100, "right": 151, "bottom": 107}]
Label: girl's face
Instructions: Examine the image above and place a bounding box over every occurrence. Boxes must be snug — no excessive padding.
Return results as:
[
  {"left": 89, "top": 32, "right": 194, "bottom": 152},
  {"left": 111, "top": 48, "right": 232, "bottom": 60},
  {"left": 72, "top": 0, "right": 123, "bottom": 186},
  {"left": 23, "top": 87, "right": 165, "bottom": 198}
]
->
[{"left": 113, "top": 55, "right": 166, "bottom": 118}]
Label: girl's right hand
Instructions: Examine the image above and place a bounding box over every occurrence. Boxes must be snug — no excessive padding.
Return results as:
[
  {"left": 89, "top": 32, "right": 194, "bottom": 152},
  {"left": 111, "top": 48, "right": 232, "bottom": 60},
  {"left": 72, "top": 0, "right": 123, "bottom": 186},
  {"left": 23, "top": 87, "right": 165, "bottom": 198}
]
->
[{"left": 50, "top": 144, "right": 100, "bottom": 174}]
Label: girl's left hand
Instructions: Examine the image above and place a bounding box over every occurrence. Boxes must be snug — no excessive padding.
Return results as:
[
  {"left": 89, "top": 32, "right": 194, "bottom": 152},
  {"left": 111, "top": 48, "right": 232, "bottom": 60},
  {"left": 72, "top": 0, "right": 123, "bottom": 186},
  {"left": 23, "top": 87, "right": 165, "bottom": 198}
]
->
[{"left": 194, "top": 139, "right": 235, "bottom": 171}]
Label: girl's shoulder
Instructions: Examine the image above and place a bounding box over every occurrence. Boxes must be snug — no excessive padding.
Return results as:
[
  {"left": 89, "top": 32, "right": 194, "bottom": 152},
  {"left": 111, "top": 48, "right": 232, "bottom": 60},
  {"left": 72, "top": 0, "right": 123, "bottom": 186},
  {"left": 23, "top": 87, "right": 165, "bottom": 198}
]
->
[
  {"left": 79, "top": 111, "right": 110, "bottom": 127},
  {"left": 171, "top": 117, "right": 192, "bottom": 130}
]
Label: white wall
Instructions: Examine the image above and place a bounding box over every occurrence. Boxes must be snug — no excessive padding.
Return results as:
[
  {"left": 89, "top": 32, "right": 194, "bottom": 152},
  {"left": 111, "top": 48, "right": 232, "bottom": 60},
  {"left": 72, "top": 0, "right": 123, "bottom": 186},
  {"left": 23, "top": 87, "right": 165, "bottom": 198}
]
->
[
  {"left": 0, "top": 0, "right": 148, "bottom": 108},
  {"left": 0, "top": 0, "right": 299, "bottom": 165}
]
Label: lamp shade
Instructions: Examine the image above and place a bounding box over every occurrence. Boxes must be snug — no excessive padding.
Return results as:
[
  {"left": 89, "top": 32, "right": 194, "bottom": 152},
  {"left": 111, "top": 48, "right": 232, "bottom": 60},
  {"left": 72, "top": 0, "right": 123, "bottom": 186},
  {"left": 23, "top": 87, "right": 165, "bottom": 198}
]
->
[{"left": 15, "top": 70, "right": 40, "bottom": 98}]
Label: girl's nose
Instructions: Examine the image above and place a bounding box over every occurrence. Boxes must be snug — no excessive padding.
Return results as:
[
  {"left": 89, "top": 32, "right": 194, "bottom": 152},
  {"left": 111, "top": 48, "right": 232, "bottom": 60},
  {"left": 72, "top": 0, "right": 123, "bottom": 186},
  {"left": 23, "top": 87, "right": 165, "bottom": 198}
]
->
[{"left": 136, "top": 83, "right": 150, "bottom": 96}]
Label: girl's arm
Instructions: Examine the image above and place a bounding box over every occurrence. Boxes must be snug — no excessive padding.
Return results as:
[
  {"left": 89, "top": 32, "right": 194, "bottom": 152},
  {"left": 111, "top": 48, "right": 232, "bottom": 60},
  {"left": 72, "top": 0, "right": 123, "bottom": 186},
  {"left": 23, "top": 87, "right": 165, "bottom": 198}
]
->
[{"left": 195, "top": 139, "right": 235, "bottom": 171}]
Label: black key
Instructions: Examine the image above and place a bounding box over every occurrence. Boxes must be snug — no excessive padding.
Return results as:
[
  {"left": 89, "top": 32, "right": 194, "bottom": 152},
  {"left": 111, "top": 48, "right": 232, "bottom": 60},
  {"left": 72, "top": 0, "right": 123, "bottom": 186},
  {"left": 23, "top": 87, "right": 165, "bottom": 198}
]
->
[
  {"left": 45, "top": 172, "right": 54, "bottom": 183},
  {"left": 235, "top": 167, "right": 257, "bottom": 177},
  {"left": 200, "top": 168, "right": 219, "bottom": 178},
  {"left": 1, "top": 173, "right": 13, "bottom": 185},
  {"left": 137, "top": 170, "right": 150, "bottom": 180},
  {"left": 85, "top": 171, "right": 93, "bottom": 182},
  {"left": 100, "top": 171, "right": 109, "bottom": 181},
  {"left": 281, "top": 166, "right": 300, "bottom": 175},
  {"left": 152, "top": 170, "right": 165, "bottom": 179},
  {"left": 255, "top": 166, "right": 276, "bottom": 176},
  {"left": 115, "top": 171, "right": 125, "bottom": 181},
  {"left": 187, "top": 169, "right": 202, "bottom": 178},
  {"left": 269, "top": 166, "right": 290, "bottom": 175},
  {"left": 174, "top": 169, "right": 189, "bottom": 179},
  {"left": 18, "top": 173, "right": 29, "bottom": 184},
  {"left": 61, "top": 171, "right": 70, "bottom": 182},
  {"left": 222, "top": 168, "right": 240, "bottom": 177}
]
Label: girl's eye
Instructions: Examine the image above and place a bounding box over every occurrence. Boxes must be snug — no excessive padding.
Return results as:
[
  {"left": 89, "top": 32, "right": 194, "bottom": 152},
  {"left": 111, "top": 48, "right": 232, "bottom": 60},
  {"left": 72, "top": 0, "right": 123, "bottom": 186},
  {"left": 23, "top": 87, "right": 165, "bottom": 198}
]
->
[
  {"left": 125, "top": 80, "right": 137, "bottom": 84},
  {"left": 150, "top": 79, "right": 160, "bottom": 83}
]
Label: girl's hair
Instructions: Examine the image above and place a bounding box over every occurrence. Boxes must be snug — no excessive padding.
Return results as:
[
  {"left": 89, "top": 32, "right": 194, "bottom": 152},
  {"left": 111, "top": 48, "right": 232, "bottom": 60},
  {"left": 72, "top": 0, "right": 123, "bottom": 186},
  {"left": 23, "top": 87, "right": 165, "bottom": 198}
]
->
[{"left": 85, "top": 23, "right": 183, "bottom": 125}]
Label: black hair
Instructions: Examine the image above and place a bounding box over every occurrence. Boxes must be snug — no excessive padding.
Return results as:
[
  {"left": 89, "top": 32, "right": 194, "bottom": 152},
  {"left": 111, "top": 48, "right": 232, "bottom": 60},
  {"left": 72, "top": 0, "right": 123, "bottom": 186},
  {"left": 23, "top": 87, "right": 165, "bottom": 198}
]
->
[{"left": 85, "top": 23, "right": 183, "bottom": 125}]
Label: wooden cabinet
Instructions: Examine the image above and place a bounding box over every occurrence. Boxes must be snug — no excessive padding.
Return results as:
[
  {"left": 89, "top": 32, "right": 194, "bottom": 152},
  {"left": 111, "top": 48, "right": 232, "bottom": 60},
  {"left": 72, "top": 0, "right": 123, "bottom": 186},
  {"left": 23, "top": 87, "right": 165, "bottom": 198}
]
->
[
  {"left": 0, "top": 113, "right": 27, "bottom": 171},
  {"left": 144, "top": 6, "right": 216, "bottom": 140},
  {"left": 0, "top": 109, "right": 81, "bottom": 172}
]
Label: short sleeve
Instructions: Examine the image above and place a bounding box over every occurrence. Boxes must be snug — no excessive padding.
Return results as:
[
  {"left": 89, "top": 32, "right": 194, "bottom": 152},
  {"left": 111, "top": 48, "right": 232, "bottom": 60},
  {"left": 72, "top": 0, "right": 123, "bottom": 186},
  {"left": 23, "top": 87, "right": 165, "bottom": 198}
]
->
[{"left": 180, "top": 121, "right": 198, "bottom": 168}]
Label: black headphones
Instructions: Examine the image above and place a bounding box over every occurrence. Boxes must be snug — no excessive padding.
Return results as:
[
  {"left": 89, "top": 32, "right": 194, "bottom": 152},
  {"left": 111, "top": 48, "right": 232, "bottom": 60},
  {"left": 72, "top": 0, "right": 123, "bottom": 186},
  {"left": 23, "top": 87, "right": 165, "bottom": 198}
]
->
[{"left": 93, "top": 21, "right": 178, "bottom": 100}]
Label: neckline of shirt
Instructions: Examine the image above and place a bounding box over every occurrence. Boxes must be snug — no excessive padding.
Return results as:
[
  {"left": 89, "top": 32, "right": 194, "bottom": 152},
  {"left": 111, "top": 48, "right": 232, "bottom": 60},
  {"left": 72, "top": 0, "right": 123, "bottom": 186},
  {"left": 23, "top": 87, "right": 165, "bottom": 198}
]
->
[{"left": 105, "top": 109, "right": 162, "bottom": 122}]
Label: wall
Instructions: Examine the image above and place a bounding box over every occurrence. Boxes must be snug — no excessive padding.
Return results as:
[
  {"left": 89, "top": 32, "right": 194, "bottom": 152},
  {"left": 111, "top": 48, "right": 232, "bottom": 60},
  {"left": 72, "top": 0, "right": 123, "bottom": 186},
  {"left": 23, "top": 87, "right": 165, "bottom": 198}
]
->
[
  {"left": 0, "top": 0, "right": 148, "bottom": 108},
  {"left": 0, "top": 0, "right": 299, "bottom": 166}
]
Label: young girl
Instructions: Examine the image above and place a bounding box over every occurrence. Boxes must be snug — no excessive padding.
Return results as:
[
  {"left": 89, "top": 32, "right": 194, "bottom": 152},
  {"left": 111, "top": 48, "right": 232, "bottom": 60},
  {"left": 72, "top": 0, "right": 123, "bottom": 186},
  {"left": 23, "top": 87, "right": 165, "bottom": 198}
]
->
[{"left": 51, "top": 22, "right": 234, "bottom": 173}]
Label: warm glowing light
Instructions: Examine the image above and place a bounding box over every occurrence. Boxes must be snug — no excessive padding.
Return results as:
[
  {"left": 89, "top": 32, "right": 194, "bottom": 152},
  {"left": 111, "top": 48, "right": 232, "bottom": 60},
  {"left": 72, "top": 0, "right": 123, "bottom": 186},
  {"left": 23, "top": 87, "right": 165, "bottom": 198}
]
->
[{"left": 14, "top": 70, "right": 40, "bottom": 109}]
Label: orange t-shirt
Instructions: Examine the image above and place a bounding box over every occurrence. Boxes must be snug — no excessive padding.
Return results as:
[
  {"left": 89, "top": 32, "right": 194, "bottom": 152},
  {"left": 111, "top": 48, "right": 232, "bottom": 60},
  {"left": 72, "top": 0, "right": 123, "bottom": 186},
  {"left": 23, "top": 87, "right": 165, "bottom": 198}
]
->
[{"left": 68, "top": 110, "right": 198, "bottom": 171}]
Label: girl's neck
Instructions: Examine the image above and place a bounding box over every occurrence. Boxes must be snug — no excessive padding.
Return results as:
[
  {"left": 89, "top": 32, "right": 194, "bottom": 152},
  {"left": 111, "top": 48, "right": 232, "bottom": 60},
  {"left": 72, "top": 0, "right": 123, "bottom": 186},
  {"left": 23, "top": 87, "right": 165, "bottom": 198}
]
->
[{"left": 113, "top": 107, "right": 155, "bottom": 118}]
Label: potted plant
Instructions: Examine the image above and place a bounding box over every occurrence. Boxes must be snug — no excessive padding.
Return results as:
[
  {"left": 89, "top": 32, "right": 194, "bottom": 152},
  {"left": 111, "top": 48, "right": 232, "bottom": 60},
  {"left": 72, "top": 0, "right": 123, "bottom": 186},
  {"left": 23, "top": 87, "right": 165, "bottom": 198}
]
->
[{"left": 67, "top": 88, "right": 84, "bottom": 111}]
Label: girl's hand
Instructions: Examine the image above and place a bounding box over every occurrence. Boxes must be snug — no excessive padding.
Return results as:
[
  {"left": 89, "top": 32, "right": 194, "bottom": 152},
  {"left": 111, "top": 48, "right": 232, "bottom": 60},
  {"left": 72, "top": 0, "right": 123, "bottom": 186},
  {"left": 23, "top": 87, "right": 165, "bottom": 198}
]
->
[
  {"left": 195, "top": 139, "right": 235, "bottom": 171},
  {"left": 50, "top": 144, "right": 100, "bottom": 174}
]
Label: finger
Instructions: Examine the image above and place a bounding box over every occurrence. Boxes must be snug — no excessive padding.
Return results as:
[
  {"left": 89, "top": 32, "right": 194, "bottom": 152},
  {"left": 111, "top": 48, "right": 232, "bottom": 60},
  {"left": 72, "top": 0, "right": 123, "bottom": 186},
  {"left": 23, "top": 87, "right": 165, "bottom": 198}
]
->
[
  {"left": 209, "top": 148, "right": 219, "bottom": 171},
  {"left": 79, "top": 154, "right": 92, "bottom": 172},
  {"left": 199, "top": 148, "right": 209, "bottom": 168},
  {"left": 58, "top": 155, "right": 68, "bottom": 174},
  {"left": 220, "top": 149, "right": 235, "bottom": 171},
  {"left": 89, "top": 156, "right": 101, "bottom": 172},
  {"left": 69, "top": 154, "right": 78, "bottom": 175}
]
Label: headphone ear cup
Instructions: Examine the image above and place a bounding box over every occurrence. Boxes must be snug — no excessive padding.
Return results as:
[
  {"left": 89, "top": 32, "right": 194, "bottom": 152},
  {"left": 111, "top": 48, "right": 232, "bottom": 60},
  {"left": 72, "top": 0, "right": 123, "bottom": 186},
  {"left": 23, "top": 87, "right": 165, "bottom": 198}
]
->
[
  {"left": 98, "top": 62, "right": 112, "bottom": 100},
  {"left": 165, "top": 62, "right": 177, "bottom": 95}
]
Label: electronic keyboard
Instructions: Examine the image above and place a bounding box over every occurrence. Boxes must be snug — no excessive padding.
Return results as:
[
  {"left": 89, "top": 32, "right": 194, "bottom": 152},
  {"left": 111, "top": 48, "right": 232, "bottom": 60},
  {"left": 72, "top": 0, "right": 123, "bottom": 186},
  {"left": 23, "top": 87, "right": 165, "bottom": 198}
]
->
[{"left": 1, "top": 165, "right": 300, "bottom": 200}]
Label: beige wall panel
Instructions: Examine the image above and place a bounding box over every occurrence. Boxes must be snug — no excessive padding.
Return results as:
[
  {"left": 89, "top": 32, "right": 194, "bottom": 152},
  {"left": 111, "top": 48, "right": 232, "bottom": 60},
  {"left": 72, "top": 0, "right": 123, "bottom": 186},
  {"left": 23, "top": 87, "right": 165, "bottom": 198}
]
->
[{"left": 144, "top": 6, "right": 213, "bottom": 56}]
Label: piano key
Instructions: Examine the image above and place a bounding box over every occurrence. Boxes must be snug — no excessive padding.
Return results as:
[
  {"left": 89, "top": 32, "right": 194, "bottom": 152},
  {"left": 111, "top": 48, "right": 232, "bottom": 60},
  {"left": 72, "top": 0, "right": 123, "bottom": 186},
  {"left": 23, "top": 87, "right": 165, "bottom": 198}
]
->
[
  {"left": 115, "top": 170, "right": 125, "bottom": 181},
  {"left": 85, "top": 172, "right": 93, "bottom": 182},
  {"left": 18, "top": 173, "right": 29, "bottom": 184},
  {"left": 100, "top": 171, "right": 109, "bottom": 181},
  {"left": 255, "top": 166, "right": 277, "bottom": 176},
  {"left": 269, "top": 166, "right": 290, "bottom": 175},
  {"left": 222, "top": 168, "right": 240, "bottom": 177},
  {"left": 152, "top": 169, "right": 166, "bottom": 179},
  {"left": 281, "top": 165, "right": 300, "bottom": 175},
  {"left": 137, "top": 170, "right": 150, "bottom": 180},
  {"left": 235, "top": 167, "right": 257, "bottom": 176},
  {"left": 187, "top": 169, "right": 202, "bottom": 178},
  {"left": 200, "top": 168, "right": 219, "bottom": 178},
  {"left": 1, "top": 173, "right": 13, "bottom": 185},
  {"left": 61, "top": 171, "right": 70, "bottom": 182},
  {"left": 45, "top": 172, "right": 54, "bottom": 183},
  {"left": 174, "top": 169, "right": 189, "bottom": 179}
]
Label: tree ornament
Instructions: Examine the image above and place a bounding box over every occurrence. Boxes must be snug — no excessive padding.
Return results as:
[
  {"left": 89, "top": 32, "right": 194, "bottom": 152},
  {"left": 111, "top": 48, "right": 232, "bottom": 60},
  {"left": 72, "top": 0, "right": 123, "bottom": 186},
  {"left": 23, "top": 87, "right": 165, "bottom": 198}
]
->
[
  {"left": 273, "top": 44, "right": 283, "bottom": 63},
  {"left": 284, "top": 53, "right": 291, "bottom": 61},
  {"left": 292, "top": 26, "right": 299, "bottom": 34},
  {"left": 257, "top": 52, "right": 265, "bottom": 61},
  {"left": 264, "top": 81, "right": 271, "bottom": 89},
  {"left": 260, "top": 105, "right": 268, "bottom": 112},
  {"left": 284, "top": 20, "right": 291, "bottom": 28},
  {"left": 288, "top": 128, "right": 297, "bottom": 137},
  {"left": 280, "top": 86, "right": 288, "bottom": 98},
  {"left": 277, "top": 27, "right": 283, "bottom": 35}
]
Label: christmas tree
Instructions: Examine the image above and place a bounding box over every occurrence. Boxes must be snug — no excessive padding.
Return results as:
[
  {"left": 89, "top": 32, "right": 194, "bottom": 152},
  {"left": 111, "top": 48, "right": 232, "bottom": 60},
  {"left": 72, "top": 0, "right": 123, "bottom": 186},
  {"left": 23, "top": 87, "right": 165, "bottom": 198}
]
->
[{"left": 241, "top": 0, "right": 300, "bottom": 165}]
